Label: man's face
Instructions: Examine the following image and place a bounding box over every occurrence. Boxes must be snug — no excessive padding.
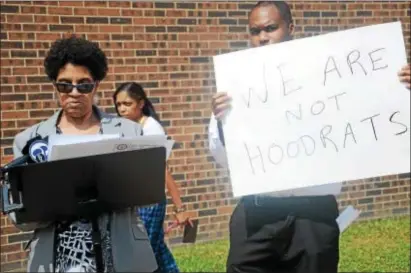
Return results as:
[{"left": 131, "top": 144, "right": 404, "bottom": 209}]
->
[{"left": 249, "top": 5, "right": 294, "bottom": 47}]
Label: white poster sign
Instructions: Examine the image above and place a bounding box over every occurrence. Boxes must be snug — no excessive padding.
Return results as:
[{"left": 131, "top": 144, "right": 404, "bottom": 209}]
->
[{"left": 213, "top": 22, "right": 410, "bottom": 197}]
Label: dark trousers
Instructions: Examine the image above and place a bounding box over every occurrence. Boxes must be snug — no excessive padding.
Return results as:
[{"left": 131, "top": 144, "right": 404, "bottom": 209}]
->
[{"left": 226, "top": 195, "right": 340, "bottom": 273}]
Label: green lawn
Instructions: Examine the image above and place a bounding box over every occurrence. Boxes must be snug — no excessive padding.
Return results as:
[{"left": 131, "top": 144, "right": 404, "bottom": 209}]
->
[{"left": 173, "top": 217, "right": 410, "bottom": 272}]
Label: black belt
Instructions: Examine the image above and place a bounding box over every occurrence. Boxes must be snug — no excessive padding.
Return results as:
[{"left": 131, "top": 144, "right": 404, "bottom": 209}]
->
[
  {"left": 243, "top": 194, "right": 336, "bottom": 206},
  {"left": 242, "top": 194, "right": 338, "bottom": 224}
]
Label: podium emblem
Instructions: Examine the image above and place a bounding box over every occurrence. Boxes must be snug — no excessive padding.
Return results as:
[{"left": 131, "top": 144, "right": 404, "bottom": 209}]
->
[{"left": 115, "top": 144, "right": 129, "bottom": 151}]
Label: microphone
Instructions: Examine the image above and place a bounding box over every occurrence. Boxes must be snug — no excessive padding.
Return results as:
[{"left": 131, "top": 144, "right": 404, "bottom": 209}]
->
[
  {"left": 2, "top": 135, "right": 49, "bottom": 171},
  {"left": 1, "top": 135, "right": 49, "bottom": 214}
]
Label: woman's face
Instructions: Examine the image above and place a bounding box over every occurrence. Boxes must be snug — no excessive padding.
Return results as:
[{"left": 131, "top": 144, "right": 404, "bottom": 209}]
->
[
  {"left": 115, "top": 91, "right": 144, "bottom": 121},
  {"left": 55, "top": 63, "right": 97, "bottom": 118}
]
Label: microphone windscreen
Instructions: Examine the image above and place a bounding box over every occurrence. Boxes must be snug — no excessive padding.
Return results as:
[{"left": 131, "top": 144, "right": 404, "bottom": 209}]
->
[
  {"left": 29, "top": 139, "right": 49, "bottom": 163},
  {"left": 21, "top": 135, "right": 43, "bottom": 155}
]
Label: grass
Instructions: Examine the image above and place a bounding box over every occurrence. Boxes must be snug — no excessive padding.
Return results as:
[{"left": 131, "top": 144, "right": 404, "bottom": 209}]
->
[{"left": 172, "top": 216, "right": 410, "bottom": 272}]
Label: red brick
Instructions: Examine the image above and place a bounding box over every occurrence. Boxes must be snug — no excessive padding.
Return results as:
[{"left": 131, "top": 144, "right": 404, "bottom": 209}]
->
[
  {"left": 312, "top": 3, "right": 331, "bottom": 10},
  {"left": 1, "top": 23, "right": 21, "bottom": 32},
  {"left": 85, "top": 1, "right": 108, "bottom": 7},
  {"left": 109, "top": 1, "right": 131, "bottom": 8},
  {"left": 29, "top": 1, "right": 58, "bottom": 5},
  {"left": 21, "top": 6, "right": 47, "bottom": 14},
  {"left": 6, "top": 14, "right": 33, "bottom": 23},
  {"left": 48, "top": 7, "right": 73, "bottom": 15},
  {"left": 30, "top": 110, "right": 55, "bottom": 118},
  {"left": 210, "top": 41, "right": 229, "bottom": 48},
  {"left": 133, "top": 17, "right": 155, "bottom": 25},
  {"left": 121, "top": 9, "right": 143, "bottom": 17},
  {"left": 17, "top": 119, "right": 41, "bottom": 128},
  {"left": 1, "top": 102, "right": 15, "bottom": 111},
  {"left": 1, "top": 235, "right": 7, "bottom": 245},
  {"left": 75, "top": 25, "right": 99, "bottom": 33},
  {"left": 1, "top": 121, "right": 16, "bottom": 129},
  {"left": 156, "top": 18, "right": 177, "bottom": 25},
  {"left": 347, "top": 3, "right": 364, "bottom": 10},
  {"left": 34, "top": 15, "right": 59, "bottom": 23},
  {"left": 12, "top": 67, "right": 38, "bottom": 75},
  {"left": 35, "top": 33, "right": 62, "bottom": 41},
  {"left": 166, "top": 10, "right": 187, "bottom": 17},
  {"left": 122, "top": 26, "right": 145, "bottom": 33},
  {"left": 113, "top": 66, "right": 136, "bottom": 74},
  {"left": 59, "top": 1, "right": 84, "bottom": 7},
  {"left": 365, "top": 3, "right": 382, "bottom": 9},
  {"left": 374, "top": 10, "right": 390, "bottom": 17},
  {"left": 6, "top": 252, "right": 27, "bottom": 263},
  {"left": 25, "top": 59, "right": 43, "bottom": 66},
  {"left": 390, "top": 10, "right": 405, "bottom": 17},
  {"left": 74, "top": 7, "right": 98, "bottom": 16},
  {"left": 22, "top": 24, "right": 48, "bottom": 32},
  {"left": 0, "top": 242, "right": 22, "bottom": 253},
  {"left": 99, "top": 25, "right": 122, "bottom": 33},
  {"left": 97, "top": 8, "right": 120, "bottom": 16},
  {"left": 2, "top": 111, "right": 29, "bottom": 120},
  {"left": 8, "top": 32, "right": 34, "bottom": 40},
  {"left": 1, "top": 67, "right": 12, "bottom": 75},
  {"left": 132, "top": 2, "right": 153, "bottom": 9}
]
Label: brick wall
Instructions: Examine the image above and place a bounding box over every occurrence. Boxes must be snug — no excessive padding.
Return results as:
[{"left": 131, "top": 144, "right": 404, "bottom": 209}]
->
[{"left": 1, "top": 1, "right": 410, "bottom": 271}]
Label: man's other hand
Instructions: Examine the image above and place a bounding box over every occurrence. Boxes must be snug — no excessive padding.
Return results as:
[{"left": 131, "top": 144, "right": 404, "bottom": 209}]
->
[{"left": 398, "top": 64, "right": 410, "bottom": 90}]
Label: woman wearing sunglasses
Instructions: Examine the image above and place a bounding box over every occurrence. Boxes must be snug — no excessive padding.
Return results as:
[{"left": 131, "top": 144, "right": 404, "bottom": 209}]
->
[
  {"left": 11, "top": 36, "right": 157, "bottom": 272},
  {"left": 113, "top": 82, "right": 192, "bottom": 273}
]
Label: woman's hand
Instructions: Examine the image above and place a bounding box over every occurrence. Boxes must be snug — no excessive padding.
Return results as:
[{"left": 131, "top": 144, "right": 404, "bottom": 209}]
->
[
  {"left": 173, "top": 211, "right": 193, "bottom": 227},
  {"left": 164, "top": 207, "right": 193, "bottom": 234}
]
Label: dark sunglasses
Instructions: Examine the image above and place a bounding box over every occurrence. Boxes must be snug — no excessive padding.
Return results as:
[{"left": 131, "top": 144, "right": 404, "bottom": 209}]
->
[
  {"left": 54, "top": 82, "right": 96, "bottom": 94},
  {"left": 249, "top": 24, "right": 279, "bottom": 36}
]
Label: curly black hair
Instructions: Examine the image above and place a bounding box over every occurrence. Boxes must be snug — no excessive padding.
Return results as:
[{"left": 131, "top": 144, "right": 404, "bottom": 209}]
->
[{"left": 44, "top": 35, "right": 108, "bottom": 81}]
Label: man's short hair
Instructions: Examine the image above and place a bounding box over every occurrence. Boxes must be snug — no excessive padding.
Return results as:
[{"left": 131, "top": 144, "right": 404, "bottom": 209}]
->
[{"left": 250, "top": 1, "right": 293, "bottom": 25}]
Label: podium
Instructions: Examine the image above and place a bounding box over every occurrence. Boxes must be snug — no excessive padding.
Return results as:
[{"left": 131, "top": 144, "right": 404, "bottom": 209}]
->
[
  {"left": 2, "top": 147, "right": 166, "bottom": 223},
  {"left": 1, "top": 147, "right": 166, "bottom": 272}
]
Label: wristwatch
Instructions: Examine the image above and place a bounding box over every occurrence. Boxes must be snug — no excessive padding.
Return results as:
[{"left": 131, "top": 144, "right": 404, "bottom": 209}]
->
[{"left": 172, "top": 205, "right": 186, "bottom": 214}]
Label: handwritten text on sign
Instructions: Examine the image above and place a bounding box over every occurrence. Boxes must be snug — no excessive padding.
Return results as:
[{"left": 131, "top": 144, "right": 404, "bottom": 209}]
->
[{"left": 213, "top": 22, "right": 410, "bottom": 197}]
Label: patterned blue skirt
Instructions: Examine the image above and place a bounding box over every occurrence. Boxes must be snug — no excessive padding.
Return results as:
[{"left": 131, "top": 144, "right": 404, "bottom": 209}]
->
[{"left": 138, "top": 200, "right": 179, "bottom": 273}]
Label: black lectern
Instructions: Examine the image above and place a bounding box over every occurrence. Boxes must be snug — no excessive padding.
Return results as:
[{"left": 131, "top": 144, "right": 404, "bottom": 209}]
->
[{"left": 1, "top": 147, "right": 166, "bottom": 272}]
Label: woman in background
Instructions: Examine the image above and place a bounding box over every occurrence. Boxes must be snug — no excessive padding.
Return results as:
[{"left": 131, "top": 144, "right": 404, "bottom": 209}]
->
[{"left": 113, "top": 82, "right": 191, "bottom": 273}]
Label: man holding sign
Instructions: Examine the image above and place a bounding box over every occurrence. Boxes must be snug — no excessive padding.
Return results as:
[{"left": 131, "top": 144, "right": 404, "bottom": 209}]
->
[{"left": 209, "top": 1, "right": 410, "bottom": 273}]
